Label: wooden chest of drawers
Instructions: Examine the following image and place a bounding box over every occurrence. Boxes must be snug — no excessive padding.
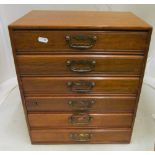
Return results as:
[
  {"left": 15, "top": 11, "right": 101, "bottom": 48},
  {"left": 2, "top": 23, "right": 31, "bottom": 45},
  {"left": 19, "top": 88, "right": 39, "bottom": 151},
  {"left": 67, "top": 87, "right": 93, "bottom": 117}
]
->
[{"left": 9, "top": 11, "right": 152, "bottom": 144}]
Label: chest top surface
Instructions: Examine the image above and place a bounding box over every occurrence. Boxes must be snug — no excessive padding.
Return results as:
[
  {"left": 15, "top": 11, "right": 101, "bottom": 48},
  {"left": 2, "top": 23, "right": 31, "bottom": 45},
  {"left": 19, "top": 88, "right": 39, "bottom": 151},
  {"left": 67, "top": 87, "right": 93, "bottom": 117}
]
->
[{"left": 9, "top": 10, "right": 151, "bottom": 30}]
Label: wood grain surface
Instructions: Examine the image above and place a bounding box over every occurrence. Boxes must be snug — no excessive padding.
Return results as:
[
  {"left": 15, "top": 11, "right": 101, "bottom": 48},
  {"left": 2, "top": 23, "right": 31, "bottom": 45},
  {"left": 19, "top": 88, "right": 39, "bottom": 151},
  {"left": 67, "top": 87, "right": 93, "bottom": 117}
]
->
[
  {"left": 13, "top": 31, "right": 148, "bottom": 51},
  {"left": 28, "top": 113, "right": 133, "bottom": 128},
  {"left": 17, "top": 55, "right": 144, "bottom": 76},
  {"left": 31, "top": 128, "right": 131, "bottom": 144},
  {"left": 9, "top": 11, "right": 151, "bottom": 30},
  {"left": 8, "top": 11, "right": 152, "bottom": 144},
  {"left": 26, "top": 95, "right": 136, "bottom": 113},
  {"left": 21, "top": 77, "right": 140, "bottom": 94}
]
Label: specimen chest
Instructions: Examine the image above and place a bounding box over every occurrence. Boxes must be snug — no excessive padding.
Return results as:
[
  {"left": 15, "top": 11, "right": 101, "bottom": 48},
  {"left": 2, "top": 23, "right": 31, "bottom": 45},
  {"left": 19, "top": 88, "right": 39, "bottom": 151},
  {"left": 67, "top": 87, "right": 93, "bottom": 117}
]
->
[{"left": 9, "top": 11, "right": 152, "bottom": 144}]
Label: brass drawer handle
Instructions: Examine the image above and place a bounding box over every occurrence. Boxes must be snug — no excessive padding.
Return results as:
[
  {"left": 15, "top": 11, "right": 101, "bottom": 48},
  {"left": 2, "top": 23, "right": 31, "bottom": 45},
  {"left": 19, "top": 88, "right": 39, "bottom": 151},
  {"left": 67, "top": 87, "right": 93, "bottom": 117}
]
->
[
  {"left": 68, "top": 100, "right": 95, "bottom": 110},
  {"left": 66, "top": 60, "right": 96, "bottom": 73},
  {"left": 70, "top": 133, "right": 91, "bottom": 142},
  {"left": 69, "top": 113, "right": 92, "bottom": 125},
  {"left": 65, "top": 35, "right": 97, "bottom": 49},
  {"left": 67, "top": 81, "right": 95, "bottom": 93}
]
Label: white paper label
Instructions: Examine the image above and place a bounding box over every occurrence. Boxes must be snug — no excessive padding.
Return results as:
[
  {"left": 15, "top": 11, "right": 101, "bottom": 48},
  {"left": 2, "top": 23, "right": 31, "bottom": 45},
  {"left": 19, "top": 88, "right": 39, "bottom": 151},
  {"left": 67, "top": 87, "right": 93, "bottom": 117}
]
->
[{"left": 38, "top": 37, "right": 48, "bottom": 43}]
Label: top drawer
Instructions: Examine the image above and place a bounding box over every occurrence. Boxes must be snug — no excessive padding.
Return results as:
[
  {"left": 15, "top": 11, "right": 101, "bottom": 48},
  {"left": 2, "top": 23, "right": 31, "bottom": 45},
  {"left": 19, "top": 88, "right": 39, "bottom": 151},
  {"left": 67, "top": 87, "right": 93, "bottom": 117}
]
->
[{"left": 12, "top": 30, "right": 148, "bottom": 52}]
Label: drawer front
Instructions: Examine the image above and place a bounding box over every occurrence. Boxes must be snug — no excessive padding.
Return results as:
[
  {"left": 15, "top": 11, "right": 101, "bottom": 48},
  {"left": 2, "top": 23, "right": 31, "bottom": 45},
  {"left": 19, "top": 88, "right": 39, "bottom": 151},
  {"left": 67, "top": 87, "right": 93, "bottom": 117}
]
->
[
  {"left": 21, "top": 77, "right": 140, "bottom": 94},
  {"left": 13, "top": 31, "right": 148, "bottom": 51},
  {"left": 17, "top": 55, "right": 144, "bottom": 76},
  {"left": 26, "top": 96, "right": 136, "bottom": 113},
  {"left": 28, "top": 113, "right": 133, "bottom": 128},
  {"left": 31, "top": 129, "right": 131, "bottom": 144}
]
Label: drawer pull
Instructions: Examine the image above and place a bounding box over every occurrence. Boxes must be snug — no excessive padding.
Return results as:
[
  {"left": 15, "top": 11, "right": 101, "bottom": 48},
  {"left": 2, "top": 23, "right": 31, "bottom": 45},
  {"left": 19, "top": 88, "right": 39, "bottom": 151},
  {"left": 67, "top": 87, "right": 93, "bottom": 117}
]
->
[
  {"left": 65, "top": 35, "right": 97, "bottom": 49},
  {"left": 68, "top": 100, "right": 95, "bottom": 110},
  {"left": 67, "top": 81, "right": 95, "bottom": 93},
  {"left": 70, "top": 133, "right": 91, "bottom": 142},
  {"left": 66, "top": 60, "right": 96, "bottom": 73},
  {"left": 69, "top": 113, "right": 92, "bottom": 125}
]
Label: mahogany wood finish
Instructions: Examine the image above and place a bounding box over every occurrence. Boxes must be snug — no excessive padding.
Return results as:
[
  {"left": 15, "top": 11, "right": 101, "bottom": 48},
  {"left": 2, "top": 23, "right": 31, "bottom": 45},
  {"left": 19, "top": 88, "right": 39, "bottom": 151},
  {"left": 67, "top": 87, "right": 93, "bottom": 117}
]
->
[
  {"left": 21, "top": 77, "right": 140, "bottom": 94},
  {"left": 28, "top": 113, "right": 133, "bottom": 128},
  {"left": 26, "top": 96, "right": 136, "bottom": 113},
  {"left": 9, "top": 11, "right": 151, "bottom": 30},
  {"left": 31, "top": 129, "right": 132, "bottom": 144},
  {"left": 9, "top": 11, "right": 152, "bottom": 144},
  {"left": 16, "top": 55, "right": 144, "bottom": 76},
  {"left": 13, "top": 31, "right": 148, "bottom": 52}
]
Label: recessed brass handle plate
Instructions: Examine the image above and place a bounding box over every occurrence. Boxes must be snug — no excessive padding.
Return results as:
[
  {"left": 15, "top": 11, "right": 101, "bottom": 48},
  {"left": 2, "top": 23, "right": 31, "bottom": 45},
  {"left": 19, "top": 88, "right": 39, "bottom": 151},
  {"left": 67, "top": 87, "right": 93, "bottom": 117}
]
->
[
  {"left": 67, "top": 81, "right": 95, "bottom": 93},
  {"left": 70, "top": 133, "right": 91, "bottom": 142},
  {"left": 69, "top": 113, "right": 93, "bottom": 125},
  {"left": 65, "top": 35, "right": 97, "bottom": 49},
  {"left": 68, "top": 100, "right": 95, "bottom": 110},
  {"left": 66, "top": 60, "right": 96, "bottom": 73}
]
